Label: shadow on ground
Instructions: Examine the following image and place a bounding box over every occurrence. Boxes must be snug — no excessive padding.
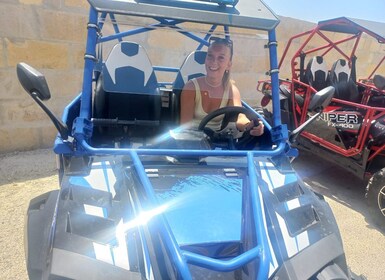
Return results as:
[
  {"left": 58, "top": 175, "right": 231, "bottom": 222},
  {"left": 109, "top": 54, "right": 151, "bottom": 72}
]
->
[{"left": 292, "top": 149, "right": 385, "bottom": 234}]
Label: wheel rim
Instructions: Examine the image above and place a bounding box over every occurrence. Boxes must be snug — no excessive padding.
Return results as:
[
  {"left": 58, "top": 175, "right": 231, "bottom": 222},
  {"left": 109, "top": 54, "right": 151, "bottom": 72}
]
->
[{"left": 378, "top": 185, "right": 385, "bottom": 217}]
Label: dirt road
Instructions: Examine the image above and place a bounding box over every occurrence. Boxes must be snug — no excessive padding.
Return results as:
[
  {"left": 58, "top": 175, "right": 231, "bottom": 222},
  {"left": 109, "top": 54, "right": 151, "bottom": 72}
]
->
[{"left": 0, "top": 148, "right": 384, "bottom": 279}]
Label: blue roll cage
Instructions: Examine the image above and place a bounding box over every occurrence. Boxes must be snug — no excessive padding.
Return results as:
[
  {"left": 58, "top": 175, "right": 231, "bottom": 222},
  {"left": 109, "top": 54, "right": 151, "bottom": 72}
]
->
[{"left": 54, "top": 1, "right": 292, "bottom": 279}]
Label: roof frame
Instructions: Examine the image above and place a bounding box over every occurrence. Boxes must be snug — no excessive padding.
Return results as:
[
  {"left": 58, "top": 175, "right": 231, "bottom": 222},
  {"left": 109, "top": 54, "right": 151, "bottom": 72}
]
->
[{"left": 88, "top": 0, "right": 279, "bottom": 31}]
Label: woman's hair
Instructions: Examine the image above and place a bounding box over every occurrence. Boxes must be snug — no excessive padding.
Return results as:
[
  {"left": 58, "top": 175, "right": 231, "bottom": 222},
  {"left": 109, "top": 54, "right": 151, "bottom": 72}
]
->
[{"left": 208, "top": 37, "right": 234, "bottom": 88}]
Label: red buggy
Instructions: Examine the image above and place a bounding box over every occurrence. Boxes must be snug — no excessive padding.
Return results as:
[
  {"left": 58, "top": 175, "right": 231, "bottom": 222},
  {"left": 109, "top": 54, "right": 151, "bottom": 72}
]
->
[{"left": 259, "top": 17, "right": 385, "bottom": 226}]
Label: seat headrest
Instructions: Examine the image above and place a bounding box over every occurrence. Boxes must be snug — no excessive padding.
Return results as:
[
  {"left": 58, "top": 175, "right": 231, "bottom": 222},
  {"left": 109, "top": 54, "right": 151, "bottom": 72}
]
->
[
  {"left": 180, "top": 51, "right": 207, "bottom": 83},
  {"left": 173, "top": 51, "right": 207, "bottom": 90},
  {"left": 307, "top": 56, "right": 328, "bottom": 78},
  {"left": 102, "top": 41, "right": 158, "bottom": 94},
  {"left": 305, "top": 56, "right": 329, "bottom": 91},
  {"left": 331, "top": 59, "right": 350, "bottom": 83}
]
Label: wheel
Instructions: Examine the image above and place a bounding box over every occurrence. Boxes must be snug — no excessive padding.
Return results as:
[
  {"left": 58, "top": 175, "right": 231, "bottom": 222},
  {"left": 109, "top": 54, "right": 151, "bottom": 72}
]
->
[
  {"left": 365, "top": 168, "right": 385, "bottom": 226},
  {"left": 198, "top": 106, "right": 258, "bottom": 149}
]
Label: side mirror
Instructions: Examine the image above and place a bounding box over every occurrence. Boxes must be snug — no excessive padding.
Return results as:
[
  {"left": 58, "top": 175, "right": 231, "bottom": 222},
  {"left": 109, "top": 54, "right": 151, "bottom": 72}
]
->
[
  {"left": 373, "top": 74, "right": 385, "bottom": 91},
  {"left": 289, "top": 86, "right": 335, "bottom": 143},
  {"left": 307, "top": 86, "right": 335, "bottom": 112},
  {"left": 16, "top": 62, "right": 51, "bottom": 100},
  {"left": 15, "top": 63, "right": 69, "bottom": 140}
]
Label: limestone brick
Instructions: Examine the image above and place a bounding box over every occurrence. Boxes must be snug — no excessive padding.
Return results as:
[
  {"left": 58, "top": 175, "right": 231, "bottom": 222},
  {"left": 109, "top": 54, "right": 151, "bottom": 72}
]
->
[
  {"left": 40, "top": 126, "right": 58, "bottom": 147},
  {"left": 68, "top": 45, "right": 87, "bottom": 70},
  {"left": 0, "top": 70, "right": 25, "bottom": 100},
  {"left": 6, "top": 39, "right": 69, "bottom": 69},
  {"left": 148, "top": 30, "right": 185, "bottom": 52},
  {"left": 39, "top": 10, "right": 87, "bottom": 43},
  {"left": 19, "top": 0, "right": 43, "bottom": 5},
  {"left": 0, "top": 42, "right": 4, "bottom": 68},
  {"left": 65, "top": 0, "right": 89, "bottom": 9},
  {"left": 44, "top": 70, "right": 84, "bottom": 98},
  {"left": 147, "top": 48, "right": 186, "bottom": 69},
  {"left": 0, "top": 4, "right": 40, "bottom": 39},
  {"left": 0, "top": 126, "right": 40, "bottom": 153},
  {"left": 0, "top": 99, "right": 47, "bottom": 125},
  {"left": 0, "top": 125, "right": 55, "bottom": 153},
  {"left": 375, "top": 63, "right": 385, "bottom": 75},
  {"left": 231, "top": 72, "right": 264, "bottom": 104},
  {"left": 232, "top": 54, "right": 258, "bottom": 74}
]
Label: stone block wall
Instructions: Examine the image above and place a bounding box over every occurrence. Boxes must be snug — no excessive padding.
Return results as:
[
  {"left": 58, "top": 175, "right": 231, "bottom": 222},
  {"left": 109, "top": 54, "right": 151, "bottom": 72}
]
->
[
  {"left": 0, "top": 0, "right": 88, "bottom": 153},
  {"left": 0, "top": 1, "right": 384, "bottom": 153}
]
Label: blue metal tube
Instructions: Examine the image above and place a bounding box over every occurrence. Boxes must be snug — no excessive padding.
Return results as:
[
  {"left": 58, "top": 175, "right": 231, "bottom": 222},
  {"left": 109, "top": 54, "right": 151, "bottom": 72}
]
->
[
  {"left": 153, "top": 66, "right": 179, "bottom": 73},
  {"left": 80, "top": 139, "right": 286, "bottom": 157},
  {"left": 99, "top": 26, "right": 156, "bottom": 43},
  {"left": 99, "top": 19, "right": 201, "bottom": 44},
  {"left": 197, "top": 25, "right": 218, "bottom": 49},
  {"left": 241, "top": 101, "right": 272, "bottom": 130},
  {"left": 109, "top": 13, "right": 122, "bottom": 41},
  {"left": 79, "top": 7, "right": 98, "bottom": 120},
  {"left": 129, "top": 151, "right": 192, "bottom": 280},
  {"left": 267, "top": 29, "right": 282, "bottom": 128},
  {"left": 182, "top": 245, "right": 263, "bottom": 271},
  {"left": 247, "top": 152, "right": 271, "bottom": 280}
]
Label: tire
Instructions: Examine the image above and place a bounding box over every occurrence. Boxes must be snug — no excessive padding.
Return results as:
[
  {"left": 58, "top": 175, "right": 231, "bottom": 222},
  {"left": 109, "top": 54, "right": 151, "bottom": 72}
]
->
[
  {"left": 365, "top": 168, "right": 385, "bottom": 227},
  {"left": 56, "top": 154, "right": 64, "bottom": 183}
]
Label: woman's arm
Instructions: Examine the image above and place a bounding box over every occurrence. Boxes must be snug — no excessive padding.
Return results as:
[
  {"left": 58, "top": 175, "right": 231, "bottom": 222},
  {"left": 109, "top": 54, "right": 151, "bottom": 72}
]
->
[
  {"left": 230, "top": 84, "right": 264, "bottom": 136},
  {"left": 229, "top": 84, "right": 249, "bottom": 130},
  {"left": 180, "top": 81, "right": 196, "bottom": 124}
]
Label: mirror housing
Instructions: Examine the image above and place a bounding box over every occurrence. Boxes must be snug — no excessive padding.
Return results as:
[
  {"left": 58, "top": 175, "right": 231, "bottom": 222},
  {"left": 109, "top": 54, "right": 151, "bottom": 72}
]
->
[
  {"left": 289, "top": 86, "right": 335, "bottom": 143},
  {"left": 373, "top": 74, "right": 385, "bottom": 91},
  {"left": 16, "top": 63, "right": 70, "bottom": 140},
  {"left": 308, "top": 86, "right": 335, "bottom": 112},
  {"left": 16, "top": 62, "right": 51, "bottom": 101}
]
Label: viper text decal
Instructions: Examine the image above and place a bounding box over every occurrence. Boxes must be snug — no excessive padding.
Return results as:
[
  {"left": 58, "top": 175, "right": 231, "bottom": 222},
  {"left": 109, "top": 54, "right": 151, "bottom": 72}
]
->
[{"left": 320, "top": 112, "right": 360, "bottom": 129}]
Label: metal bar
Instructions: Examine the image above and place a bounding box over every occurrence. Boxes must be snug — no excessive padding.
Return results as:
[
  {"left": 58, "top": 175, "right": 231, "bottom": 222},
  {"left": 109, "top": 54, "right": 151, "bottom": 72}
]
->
[
  {"left": 242, "top": 101, "right": 272, "bottom": 130},
  {"left": 79, "top": 7, "right": 98, "bottom": 120},
  {"left": 80, "top": 139, "right": 286, "bottom": 157},
  {"left": 182, "top": 245, "right": 263, "bottom": 271},
  {"left": 175, "top": 152, "right": 271, "bottom": 277},
  {"left": 99, "top": 26, "right": 156, "bottom": 43},
  {"left": 247, "top": 152, "right": 271, "bottom": 280},
  {"left": 369, "top": 55, "right": 385, "bottom": 79},
  {"left": 129, "top": 151, "right": 192, "bottom": 279},
  {"left": 268, "top": 30, "right": 282, "bottom": 128},
  {"left": 153, "top": 66, "right": 179, "bottom": 72}
]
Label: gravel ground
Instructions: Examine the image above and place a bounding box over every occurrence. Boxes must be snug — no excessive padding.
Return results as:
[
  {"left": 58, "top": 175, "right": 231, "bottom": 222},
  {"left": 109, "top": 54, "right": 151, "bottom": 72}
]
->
[
  {"left": 0, "top": 148, "right": 384, "bottom": 279},
  {"left": 0, "top": 149, "right": 58, "bottom": 280},
  {"left": 293, "top": 150, "right": 385, "bottom": 279}
]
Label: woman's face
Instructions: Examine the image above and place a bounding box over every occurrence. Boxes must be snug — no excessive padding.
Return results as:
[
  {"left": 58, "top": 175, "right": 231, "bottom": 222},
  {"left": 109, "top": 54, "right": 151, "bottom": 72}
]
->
[{"left": 205, "top": 43, "right": 232, "bottom": 79}]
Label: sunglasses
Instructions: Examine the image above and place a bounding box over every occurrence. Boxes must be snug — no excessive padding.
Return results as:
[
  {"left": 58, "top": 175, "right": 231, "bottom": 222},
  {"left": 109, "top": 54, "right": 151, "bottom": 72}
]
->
[{"left": 209, "top": 36, "right": 233, "bottom": 48}]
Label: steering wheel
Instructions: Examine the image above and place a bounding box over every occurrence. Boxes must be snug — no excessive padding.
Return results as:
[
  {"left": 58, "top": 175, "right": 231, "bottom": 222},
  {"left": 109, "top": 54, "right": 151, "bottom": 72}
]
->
[{"left": 198, "top": 106, "right": 258, "bottom": 149}]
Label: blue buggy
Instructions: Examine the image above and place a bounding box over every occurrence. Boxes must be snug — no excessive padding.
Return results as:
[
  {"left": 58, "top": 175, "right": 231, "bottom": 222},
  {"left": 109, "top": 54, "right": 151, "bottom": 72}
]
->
[{"left": 17, "top": 0, "right": 362, "bottom": 279}]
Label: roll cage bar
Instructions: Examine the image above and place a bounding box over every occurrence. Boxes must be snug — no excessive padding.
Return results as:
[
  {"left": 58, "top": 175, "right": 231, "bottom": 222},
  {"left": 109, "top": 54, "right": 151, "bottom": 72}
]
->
[{"left": 280, "top": 17, "right": 385, "bottom": 82}]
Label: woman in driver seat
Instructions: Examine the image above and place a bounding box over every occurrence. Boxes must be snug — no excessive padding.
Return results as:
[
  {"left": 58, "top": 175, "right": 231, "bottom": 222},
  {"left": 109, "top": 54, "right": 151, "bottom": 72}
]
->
[{"left": 180, "top": 36, "right": 264, "bottom": 137}]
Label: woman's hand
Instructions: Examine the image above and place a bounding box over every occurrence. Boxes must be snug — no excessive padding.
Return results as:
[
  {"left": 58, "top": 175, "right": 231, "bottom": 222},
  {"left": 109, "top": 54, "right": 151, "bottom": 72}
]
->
[{"left": 245, "top": 120, "right": 264, "bottom": 136}]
